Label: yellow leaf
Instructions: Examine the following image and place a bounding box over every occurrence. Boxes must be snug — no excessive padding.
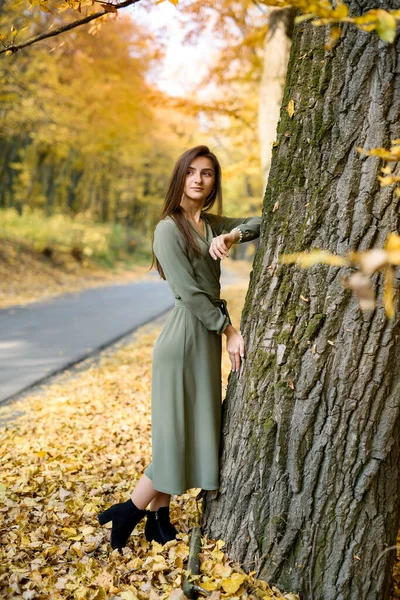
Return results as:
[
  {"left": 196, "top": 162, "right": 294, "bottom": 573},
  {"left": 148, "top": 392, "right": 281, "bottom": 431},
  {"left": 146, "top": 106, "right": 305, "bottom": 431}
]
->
[
  {"left": 280, "top": 249, "right": 348, "bottom": 268},
  {"left": 383, "top": 266, "right": 395, "bottom": 319},
  {"left": 324, "top": 26, "right": 342, "bottom": 51},
  {"left": 385, "top": 233, "right": 400, "bottom": 252},
  {"left": 286, "top": 99, "right": 295, "bottom": 119},
  {"left": 294, "top": 13, "right": 314, "bottom": 24},
  {"left": 80, "top": 525, "right": 95, "bottom": 535},
  {"left": 375, "top": 9, "right": 396, "bottom": 43},
  {"left": 356, "top": 145, "right": 400, "bottom": 161},
  {"left": 378, "top": 174, "right": 400, "bottom": 186},
  {"left": 61, "top": 527, "right": 77, "bottom": 536},
  {"left": 333, "top": 1, "right": 348, "bottom": 19},
  {"left": 119, "top": 591, "right": 139, "bottom": 600},
  {"left": 201, "top": 580, "right": 220, "bottom": 592},
  {"left": 221, "top": 573, "right": 246, "bottom": 594},
  {"left": 82, "top": 542, "right": 97, "bottom": 552},
  {"left": 212, "top": 563, "right": 232, "bottom": 578}
]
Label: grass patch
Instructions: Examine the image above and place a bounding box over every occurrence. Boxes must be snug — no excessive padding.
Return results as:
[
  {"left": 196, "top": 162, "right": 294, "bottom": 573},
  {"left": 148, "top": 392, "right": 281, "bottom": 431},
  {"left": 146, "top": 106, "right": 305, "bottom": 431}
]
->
[{"left": 0, "top": 208, "right": 152, "bottom": 267}]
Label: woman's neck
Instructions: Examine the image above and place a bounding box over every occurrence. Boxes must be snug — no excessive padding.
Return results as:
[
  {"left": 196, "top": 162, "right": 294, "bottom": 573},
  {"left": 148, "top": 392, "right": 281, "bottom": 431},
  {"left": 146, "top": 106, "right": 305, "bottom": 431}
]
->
[{"left": 180, "top": 203, "right": 204, "bottom": 223}]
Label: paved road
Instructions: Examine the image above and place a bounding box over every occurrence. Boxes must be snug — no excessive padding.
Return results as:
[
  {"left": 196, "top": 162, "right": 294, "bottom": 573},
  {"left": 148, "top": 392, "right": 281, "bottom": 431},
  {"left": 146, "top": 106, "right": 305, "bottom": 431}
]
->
[{"left": 0, "top": 266, "right": 244, "bottom": 404}]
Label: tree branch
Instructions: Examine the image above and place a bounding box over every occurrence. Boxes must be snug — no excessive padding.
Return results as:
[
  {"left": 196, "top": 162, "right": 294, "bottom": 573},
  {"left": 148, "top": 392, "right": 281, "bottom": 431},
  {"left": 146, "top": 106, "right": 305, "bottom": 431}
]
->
[{"left": 0, "top": 0, "right": 141, "bottom": 56}]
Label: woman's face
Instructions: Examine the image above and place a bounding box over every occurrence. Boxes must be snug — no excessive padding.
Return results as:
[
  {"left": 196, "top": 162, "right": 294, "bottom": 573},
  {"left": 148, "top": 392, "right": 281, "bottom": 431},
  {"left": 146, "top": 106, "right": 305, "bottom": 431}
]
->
[{"left": 183, "top": 156, "right": 216, "bottom": 204}]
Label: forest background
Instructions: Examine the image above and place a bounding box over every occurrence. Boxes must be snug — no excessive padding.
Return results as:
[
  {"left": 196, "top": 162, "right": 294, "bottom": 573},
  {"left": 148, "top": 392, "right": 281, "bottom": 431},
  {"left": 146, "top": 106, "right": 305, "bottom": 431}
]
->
[{"left": 0, "top": 0, "right": 264, "bottom": 280}]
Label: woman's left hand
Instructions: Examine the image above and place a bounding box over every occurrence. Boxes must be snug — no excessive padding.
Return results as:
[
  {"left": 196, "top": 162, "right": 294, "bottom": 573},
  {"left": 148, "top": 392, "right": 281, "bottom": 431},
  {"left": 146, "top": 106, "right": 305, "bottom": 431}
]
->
[{"left": 209, "top": 232, "right": 236, "bottom": 261}]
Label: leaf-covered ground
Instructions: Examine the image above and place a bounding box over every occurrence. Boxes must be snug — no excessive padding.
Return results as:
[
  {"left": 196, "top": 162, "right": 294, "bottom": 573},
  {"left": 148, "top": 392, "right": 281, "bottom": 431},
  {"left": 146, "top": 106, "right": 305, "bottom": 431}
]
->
[
  {"left": 0, "top": 238, "right": 153, "bottom": 310},
  {"left": 0, "top": 282, "right": 301, "bottom": 600},
  {"left": 1, "top": 279, "right": 398, "bottom": 599}
]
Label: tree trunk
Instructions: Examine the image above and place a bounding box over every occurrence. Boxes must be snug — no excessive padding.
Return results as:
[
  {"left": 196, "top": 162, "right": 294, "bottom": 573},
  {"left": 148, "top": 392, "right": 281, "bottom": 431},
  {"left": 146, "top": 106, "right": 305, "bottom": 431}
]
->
[
  {"left": 202, "top": 3, "right": 400, "bottom": 600},
  {"left": 66, "top": 168, "right": 84, "bottom": 213},
  {"left": 0, "top": 137, "right": 20, "bottom": 208}
]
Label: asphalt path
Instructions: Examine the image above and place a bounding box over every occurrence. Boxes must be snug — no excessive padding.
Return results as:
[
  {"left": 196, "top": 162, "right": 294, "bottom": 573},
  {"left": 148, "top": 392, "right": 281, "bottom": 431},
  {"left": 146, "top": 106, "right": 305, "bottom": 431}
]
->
[{"left": 0, "top": 266, "right": 243, "bottom": 404}]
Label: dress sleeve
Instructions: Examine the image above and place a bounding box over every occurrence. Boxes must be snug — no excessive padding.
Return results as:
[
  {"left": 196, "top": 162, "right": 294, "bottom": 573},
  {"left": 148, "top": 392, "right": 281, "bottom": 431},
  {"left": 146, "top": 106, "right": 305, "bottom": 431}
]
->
[
  {"left": 154, "top": 220, "right": 231, "bottom": 335},
  {"left": 204, "top": 213, "right": 262, "bottom": 243}
]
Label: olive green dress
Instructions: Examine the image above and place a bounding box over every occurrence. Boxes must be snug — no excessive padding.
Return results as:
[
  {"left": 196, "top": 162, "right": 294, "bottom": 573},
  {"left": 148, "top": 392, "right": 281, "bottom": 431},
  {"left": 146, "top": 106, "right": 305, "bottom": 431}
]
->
[{"left": 144, "top": 211, "right": 262, "bottom": 495}]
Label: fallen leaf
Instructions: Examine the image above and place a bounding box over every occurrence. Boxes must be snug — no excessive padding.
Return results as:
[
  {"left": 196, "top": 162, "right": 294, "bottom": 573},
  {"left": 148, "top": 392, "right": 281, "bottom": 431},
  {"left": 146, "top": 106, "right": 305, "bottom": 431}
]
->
[
  {"left": 221, "top": 573, "right": 246, "bottom": 593},
  {"left": 286, "top": 99, "right": 295, "bottom": 119},
  {"left": 168, "top": 589, "right": 186, "bottom": 600}
]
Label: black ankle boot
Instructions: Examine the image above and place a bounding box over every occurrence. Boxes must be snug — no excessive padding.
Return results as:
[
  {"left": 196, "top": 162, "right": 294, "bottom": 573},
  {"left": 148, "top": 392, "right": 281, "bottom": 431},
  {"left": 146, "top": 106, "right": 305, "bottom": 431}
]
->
[
  {"left": 145, "top": 506, "right": 178, "bottom": 544},
  {"left": 97, "top": 498, "right": 148, "bottom": 551}
]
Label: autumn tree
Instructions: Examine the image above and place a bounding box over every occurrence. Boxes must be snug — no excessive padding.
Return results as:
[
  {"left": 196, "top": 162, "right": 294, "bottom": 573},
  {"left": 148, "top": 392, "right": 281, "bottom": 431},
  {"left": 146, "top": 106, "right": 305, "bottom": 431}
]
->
[
  {"left": 202, "top": 1, "right": 400, "bottom": 599},
  {"left": 0, "top": 0, "right": 205, "bottom": 238}
]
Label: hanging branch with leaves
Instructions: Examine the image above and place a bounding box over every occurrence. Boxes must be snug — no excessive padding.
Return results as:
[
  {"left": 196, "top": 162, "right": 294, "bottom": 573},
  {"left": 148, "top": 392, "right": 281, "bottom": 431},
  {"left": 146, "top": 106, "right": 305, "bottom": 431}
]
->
[{"left": 0, "top": 0, "right": 141, "bottom": 55}]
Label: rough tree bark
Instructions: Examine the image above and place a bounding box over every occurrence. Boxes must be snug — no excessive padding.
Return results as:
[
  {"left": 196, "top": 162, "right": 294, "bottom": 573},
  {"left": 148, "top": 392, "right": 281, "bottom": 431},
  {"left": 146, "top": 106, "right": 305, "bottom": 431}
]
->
[{"left": 202, "top": 2, "right": 400, "bottom": 599}]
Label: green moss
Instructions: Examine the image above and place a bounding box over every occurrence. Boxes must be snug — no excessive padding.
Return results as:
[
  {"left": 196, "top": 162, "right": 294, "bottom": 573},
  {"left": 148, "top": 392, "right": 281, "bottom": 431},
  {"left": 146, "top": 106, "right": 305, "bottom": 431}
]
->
[
  {"left": 263, "top": 414, "right": 275, "bottom": 433},
  {"left": 251, "top": 350, "right": 276, "bottom": 382},
  {"left": 304, "top": 313, "right": 325, "bottom": 340},
  {"left": 276, "top": 329, "right": 292, "bottom": 345},
  {"left": 286, "top": 309, "right": 297, "bottom": 324}
]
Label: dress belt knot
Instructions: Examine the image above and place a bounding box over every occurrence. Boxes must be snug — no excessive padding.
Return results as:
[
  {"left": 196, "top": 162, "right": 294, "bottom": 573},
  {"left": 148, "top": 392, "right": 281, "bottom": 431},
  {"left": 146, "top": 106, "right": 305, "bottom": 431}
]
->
[{"left": 174, "top": 297, "right": 231, "bottom": 322}]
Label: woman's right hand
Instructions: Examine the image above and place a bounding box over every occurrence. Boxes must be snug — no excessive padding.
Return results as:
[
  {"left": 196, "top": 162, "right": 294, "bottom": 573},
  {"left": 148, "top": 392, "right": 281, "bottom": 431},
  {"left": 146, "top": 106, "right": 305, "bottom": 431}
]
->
[{"left": 224, "top": 325, "right": 245, "bottom": 372}]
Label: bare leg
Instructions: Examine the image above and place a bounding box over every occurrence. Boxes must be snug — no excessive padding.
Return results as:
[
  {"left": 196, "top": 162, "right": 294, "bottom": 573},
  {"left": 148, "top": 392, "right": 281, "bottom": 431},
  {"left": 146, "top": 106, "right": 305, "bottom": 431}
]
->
[
  {"left": 130, "top": 474, "right": 158, "bottom": 509},
  {"left": 130, "top": 474, "right": 171, "bottom": 510},
  {"left": 149, "top": 492, "right": 171, "bottom": 511}
]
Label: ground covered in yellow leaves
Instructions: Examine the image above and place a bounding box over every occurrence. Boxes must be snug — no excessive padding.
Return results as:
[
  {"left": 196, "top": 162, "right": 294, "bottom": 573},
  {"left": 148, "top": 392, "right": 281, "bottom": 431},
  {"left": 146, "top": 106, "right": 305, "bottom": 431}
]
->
[
  {"left": 0, "top": 238, "right": 154, "bottom": 310},
  {"left": 0, "top": 283, "right": 299, "bottom": 600},
  {"left": 1, "top": 279, "right": 398, "bottom": 599}
]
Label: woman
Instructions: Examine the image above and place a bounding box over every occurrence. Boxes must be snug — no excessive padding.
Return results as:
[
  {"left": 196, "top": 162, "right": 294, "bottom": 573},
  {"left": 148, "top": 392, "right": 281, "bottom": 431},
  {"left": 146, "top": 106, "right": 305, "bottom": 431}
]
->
[{"left": 97, "top": 145, "right": 261, "bottom": 551}]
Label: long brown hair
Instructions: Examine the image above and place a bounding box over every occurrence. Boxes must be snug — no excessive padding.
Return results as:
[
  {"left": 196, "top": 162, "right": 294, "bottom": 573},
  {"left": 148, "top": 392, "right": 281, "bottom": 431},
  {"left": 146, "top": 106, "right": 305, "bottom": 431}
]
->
[{"left": 149, "top": 145, "right": 223, "bottom": 280}]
